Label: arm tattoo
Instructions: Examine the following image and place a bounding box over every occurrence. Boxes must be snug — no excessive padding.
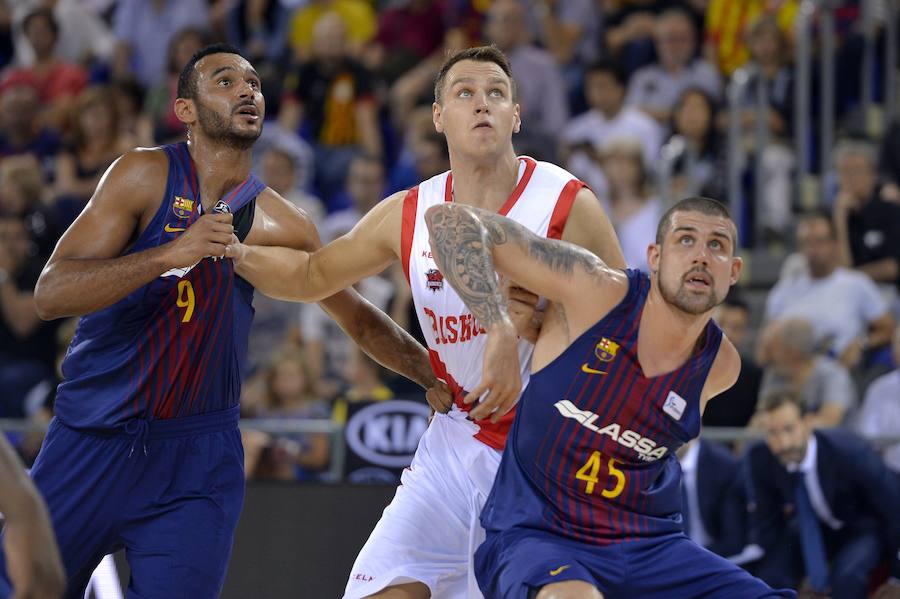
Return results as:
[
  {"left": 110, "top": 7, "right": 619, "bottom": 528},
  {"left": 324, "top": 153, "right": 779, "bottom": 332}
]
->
[{"left": 426, "top": 206, "right": 510, "bottom": 328}]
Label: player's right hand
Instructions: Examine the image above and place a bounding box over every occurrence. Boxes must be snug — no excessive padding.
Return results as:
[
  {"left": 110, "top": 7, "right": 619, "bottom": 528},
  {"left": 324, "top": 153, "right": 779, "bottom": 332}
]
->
[
  {"left": 165, "top": 213, "right": 234, "bottom": 268},
  {"left": 465, "top": 320, "right": 522, "bottom": 423},
  {"left": 425, "top": 380, "right": 453, "bottom": 414},
  {"left": 503, "top": 279, "right": 543, "bottom": 344},
  {"left": 4, "top": 503, "right": 65, "bottom": 599}
]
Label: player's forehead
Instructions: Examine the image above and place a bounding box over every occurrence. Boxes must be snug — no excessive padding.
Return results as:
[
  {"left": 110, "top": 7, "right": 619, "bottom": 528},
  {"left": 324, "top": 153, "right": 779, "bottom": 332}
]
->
[
  {"left": 666, "top": 211, "right": 735, "bottom": 243},
  {"left": 194, "top": 53, "right": 255, "bottom": 81},
  {"left": 445, "top": 60, "right": 511, "bottom": 89}
]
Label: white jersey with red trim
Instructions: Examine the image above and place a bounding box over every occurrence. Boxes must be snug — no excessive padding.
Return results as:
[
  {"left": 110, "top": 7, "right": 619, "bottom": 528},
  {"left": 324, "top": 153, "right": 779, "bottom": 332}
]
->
[{"left": 401, "top": 156, "right": 585, "bottom": 450}]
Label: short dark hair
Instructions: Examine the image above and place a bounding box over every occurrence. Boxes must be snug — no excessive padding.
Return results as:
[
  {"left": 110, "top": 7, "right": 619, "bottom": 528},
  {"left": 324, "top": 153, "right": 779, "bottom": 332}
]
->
[
  {"left": 758, "top": 388, "right": 805, "bottom": 415},
  {"left": 434, "top": 45, "right": 516, "bottom": 104},
  {"left": 796, "top": 209, "right": 837, "bottom": 239},
  {"left": 23, "top": 7, "right": 58, "bottom": 37},
  {"left": 655, "top": 197, "right": 736, "bottom": 246},
  {"left": 177, "top": 43, "right": 244, "bottom": 101},
  {"left": 585, "top": 59, "right": 627, "bottom": 87}
]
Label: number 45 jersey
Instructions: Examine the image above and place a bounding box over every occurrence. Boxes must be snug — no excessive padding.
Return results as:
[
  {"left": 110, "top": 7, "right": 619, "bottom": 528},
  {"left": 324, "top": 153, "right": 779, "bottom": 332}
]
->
[
  {"left": 54, "top": 142, "right": 265, "bottom": 429},
  {"left": 481, "top": 269, "right": 723, "bottom": 544}
]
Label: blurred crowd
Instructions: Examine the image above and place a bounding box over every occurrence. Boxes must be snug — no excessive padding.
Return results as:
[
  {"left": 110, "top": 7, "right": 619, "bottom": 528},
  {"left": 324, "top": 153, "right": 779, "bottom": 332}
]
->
[{"left": 0, "top": 0, "right": 899, "bottom": 594}]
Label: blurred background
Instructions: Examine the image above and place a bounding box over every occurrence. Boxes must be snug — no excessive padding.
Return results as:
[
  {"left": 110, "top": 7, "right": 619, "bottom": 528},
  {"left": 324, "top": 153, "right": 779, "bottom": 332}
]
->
[{"left": 0, "top": 0, "right": 898, "bottom": 596}]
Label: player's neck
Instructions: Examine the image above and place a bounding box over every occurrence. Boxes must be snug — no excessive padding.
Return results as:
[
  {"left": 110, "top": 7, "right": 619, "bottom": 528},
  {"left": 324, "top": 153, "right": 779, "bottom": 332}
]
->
[
  {"left": 186, "top": 138, "right": 253, "bottom": 209},
  {"left": 448, "top": 151, "right": 520, "bottom": 211},
  {"left": 640, "top": 286, "right": 711, "bottom": 367}
]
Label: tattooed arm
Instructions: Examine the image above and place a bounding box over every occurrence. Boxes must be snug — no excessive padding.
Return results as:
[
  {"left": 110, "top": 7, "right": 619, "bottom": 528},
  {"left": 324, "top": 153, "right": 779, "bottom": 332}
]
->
[
  {"left": 424, "top": 203, "right": 625, "bottom": 421},
  {"left": 424, "top": 203, "right": 621, "bottom": 313}
]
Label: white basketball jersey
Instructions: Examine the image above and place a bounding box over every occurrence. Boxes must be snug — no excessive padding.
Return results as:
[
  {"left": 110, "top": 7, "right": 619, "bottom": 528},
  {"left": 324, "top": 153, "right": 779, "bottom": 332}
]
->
[{"left": 400, "top": 157, "right": 584, "bottom": 449}]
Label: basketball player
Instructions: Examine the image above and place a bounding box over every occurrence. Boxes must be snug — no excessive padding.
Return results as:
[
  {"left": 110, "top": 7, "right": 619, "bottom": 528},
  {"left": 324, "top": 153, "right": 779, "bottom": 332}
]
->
[
  {"left": 0, "top": 434, "right": 63, "bottom": 599},
  {"left": 425, "top": 196, "right": 796, "bottom": 598},
  {"left": 226, "top": 46, "right": 625, "bottom": 598},
  {"left": 0, "top": 44, "right": 442, "bottom": 599}
]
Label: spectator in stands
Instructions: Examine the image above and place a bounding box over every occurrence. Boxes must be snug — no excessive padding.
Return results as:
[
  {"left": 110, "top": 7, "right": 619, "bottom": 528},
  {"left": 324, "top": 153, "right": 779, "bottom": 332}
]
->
[
  {"left": 53, "top": 85, "right": 133, "bottom": 228},
  {"left": 599, "top": 137, "right": 662, "bottom": 272},
  {"left": 324, "top": 153, "right": 385, "bottom": 243},
  {"left": 0, "top": 212, "right": 60, "bottom": 416},
  {"left": 0, "top": 155, "right": 57, "bottom": 259},
  {"left": 833, "top": 140, "right": 900, "bottom": 293},
  {"left": 112, "top": 0, "right": 209, "bottom": 88},
  {"left": 280, "top": 12, "right": 382, "bottom": 207},
  {"left": 138, "top": 27, "right": 207, "bottom": 145},
  {"left": 332, "top": 347, "right": 396, "bottom": 426},
  {"left": 626, "top": 7, "right": 721, "bottom": 123},
  {"left": 364, "top": 0, "right": 445, "bottom": 84},
  {"left": 703, "top": 294, "right": 762, "bottom": 428},
  {"left": 747, "top": 389, "right": 900, "bottom": 599},
  {"left": 561, "top": 60, "right": 662, "bottom": 198},
  {"left": 602, "top": 3, "right": 658, "bottom": 76},
  {"left": 662, "top": 87, "right": 727, "bottom": 203},
  {"left": 763, "top": 211, "right": 895, "bottom": 368},
  {"left": 530, "top": 0, "right": 600, "bottom": 71},
  {"left": 260, "top": 145, "right": 324, "bottom": 228},
  {"left": 0, "top": 83, "right": 60, "bottom": 184},
  {"left": 757, "top": 317, "right": 855, "bottom": 427},
  {"left": 3, "top": 7, "right": 87, "bottom": 131},
  {"left": 485, "top": 0, "right": 568, "bottom": 163},
  {"left": 11, "top": 0, "right": 116, "bottom": 68},
  {"left": 287, "top": 0, "right": 376, "bottom": 62},
  {"left": 726, "top": 15, "right": 795, "bottom": 242},
  {"left": 703, "top": 0, "right": 798, "bottom": 76},
  {"left": 855, "top": 325, "right": 900, "bottom": 472},
  {"left": 677, "top": 438, "right": 748, "bottom": 559}
]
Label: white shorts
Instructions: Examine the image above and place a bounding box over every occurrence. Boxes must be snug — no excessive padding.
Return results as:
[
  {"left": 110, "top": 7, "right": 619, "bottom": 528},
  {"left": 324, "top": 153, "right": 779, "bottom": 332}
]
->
[{"left": 343, "top": 412, "right": 502, "bottom": 599}]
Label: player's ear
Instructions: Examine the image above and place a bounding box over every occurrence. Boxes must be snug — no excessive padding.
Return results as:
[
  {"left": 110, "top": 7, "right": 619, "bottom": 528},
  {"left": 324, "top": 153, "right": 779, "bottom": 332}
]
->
[
  {"left": 174, "top": 97, "right": 197, "bottom": 127},
  {"left": 432, "top": 101, "right": 444, "bottom": 133},
  {"left": 729, "top": 256, "right": 743, "bottom": 285},
  {"left": 647, "top": 243, "right": 660, "bottom": 273},
  {"left": 513, "top": 103, "right": 521, "bottom": 134}
]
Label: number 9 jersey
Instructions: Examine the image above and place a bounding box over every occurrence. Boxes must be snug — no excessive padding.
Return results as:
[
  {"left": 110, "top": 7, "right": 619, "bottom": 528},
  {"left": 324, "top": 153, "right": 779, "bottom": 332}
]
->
[{"left": 480, "top": 269, "right": 723, "bottom": 544}]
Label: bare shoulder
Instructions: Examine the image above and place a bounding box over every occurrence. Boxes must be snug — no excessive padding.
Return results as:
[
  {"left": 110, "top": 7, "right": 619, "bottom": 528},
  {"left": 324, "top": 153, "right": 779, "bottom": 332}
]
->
[
  {"left": 95, "top": 147, "right": 169, "bottom": 211},
  {"left": 560, "top": 186, "right": 627, "bottom": 270}
]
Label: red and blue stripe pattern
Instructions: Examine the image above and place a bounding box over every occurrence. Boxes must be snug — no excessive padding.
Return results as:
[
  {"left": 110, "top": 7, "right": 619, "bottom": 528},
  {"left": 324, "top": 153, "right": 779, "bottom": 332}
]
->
[
  {"left": 482, "top": 270, "right": 722, "bottom": 544},
  {"left": 55, "top": 142, "right": 264, "bottom": 428}
]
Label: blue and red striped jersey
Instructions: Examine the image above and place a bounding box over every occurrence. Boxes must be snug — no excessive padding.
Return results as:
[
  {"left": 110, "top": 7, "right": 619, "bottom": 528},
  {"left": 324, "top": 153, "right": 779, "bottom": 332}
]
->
[
  {"left": 54, "top": 142, "right": 265, "bottom": 428},
  {"left": 481, "top": 269, "right": 723, "bottom": 544}
]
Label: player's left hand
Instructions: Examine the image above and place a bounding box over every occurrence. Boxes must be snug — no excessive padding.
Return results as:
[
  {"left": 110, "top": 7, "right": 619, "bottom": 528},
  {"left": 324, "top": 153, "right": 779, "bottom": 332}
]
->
[
  {"left": 503, "top": 278, "right": 543, "bottom": 344},
  {"left": 873, "top": 579, "right": 900, "bottom": 599},
  {"left": 425, "top": 380, "right": 453, "bottom": 414},
  {"left": 465, "top": 320, "right": 521, "bottom": 423}
]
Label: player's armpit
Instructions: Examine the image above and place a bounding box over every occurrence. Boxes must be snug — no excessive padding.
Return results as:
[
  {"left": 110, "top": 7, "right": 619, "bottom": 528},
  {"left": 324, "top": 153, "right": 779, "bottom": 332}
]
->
[{"left": 699, "top": 338, "right": 741, "bottom": 413}]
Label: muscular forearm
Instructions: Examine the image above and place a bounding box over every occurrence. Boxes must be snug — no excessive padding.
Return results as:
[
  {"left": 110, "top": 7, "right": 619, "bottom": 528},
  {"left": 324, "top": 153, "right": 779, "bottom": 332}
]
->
[
  {"left": 0, "top": 436, "right": 40, "bottom": 520},
  {"left": 320, "top": 290, "right": 436, "bottom": 389},
  {"left": 35, "top": 245, "right": 173, "bottom": 319}
]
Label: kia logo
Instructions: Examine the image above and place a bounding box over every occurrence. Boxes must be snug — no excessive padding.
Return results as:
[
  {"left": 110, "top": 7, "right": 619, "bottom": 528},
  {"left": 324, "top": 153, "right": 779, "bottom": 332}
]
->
[{"left": 345, "top": 400, "right": 430, "bottom": 467}]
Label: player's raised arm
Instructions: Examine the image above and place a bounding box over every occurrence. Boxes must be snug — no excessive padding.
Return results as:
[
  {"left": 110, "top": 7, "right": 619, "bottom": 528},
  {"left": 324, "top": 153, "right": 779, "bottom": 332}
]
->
[
  {"left": 228, "top": 191, "right": 404, "bottom": 302},
  {"left": 0, "top": 435, "right": 65, "bottom": 599},
  {"left": 35, "top": 149, "right": 236, "bottom": 320}
]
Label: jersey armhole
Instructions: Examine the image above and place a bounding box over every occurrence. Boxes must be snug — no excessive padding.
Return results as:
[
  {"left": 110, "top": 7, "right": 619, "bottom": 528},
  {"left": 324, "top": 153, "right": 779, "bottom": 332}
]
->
[
  {"left": 547, "top": 180, "right": 586, "bottom": 240},
  {"left": 400, "top": 187, "right": 419, "bottom": 284}
]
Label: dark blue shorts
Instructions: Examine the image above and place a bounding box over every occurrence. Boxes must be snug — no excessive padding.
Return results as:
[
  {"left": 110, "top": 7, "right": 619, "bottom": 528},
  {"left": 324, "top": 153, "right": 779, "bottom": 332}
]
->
[
  {"left": 0, "top": 406, "right": 244, "bottom": 599},
  {"left": 475, "top": 528, "right": 796, "bottom": 599}
]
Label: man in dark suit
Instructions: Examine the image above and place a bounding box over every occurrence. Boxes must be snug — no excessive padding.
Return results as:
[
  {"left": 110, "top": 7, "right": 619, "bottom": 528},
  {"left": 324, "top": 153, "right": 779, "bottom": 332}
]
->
[
  {"left": 678, "top": 438, "right": 747, "bottom": 558},
  {"left": 746, "top": 389, "right": 900, "bottom": 598}
]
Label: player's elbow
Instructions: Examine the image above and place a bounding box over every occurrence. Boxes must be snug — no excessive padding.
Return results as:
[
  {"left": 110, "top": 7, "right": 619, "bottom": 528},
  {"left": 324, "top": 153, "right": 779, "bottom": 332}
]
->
[{"left": 33, "top": 272, "right": 63, "bottom": 321}]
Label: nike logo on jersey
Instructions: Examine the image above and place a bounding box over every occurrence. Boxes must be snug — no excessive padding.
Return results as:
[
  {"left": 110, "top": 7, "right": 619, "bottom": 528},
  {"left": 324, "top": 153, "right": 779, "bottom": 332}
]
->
[
  {"left": 549, "top": 565, "right": 571, "bottom": 576},
  {"left": 581, "top": 363, "right": 607, "bottom": 375},
  {"left": 553, "top": 399, "right": 668, "bottom": 462},
  {"left": 164, "top": 224, "right": 186, "bottom": 233}
]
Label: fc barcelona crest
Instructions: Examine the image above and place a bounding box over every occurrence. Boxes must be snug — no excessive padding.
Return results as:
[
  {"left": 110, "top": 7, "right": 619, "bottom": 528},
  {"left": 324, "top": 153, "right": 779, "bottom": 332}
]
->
[
  {"left": 425, "top": 269, "right": 444, "bottom": 292},
  {"left": 172, "top": 196, "right": 194, "bottom": 219},
  {"left": 594, "top": 338, "right": 620, "bottom": 362}
]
